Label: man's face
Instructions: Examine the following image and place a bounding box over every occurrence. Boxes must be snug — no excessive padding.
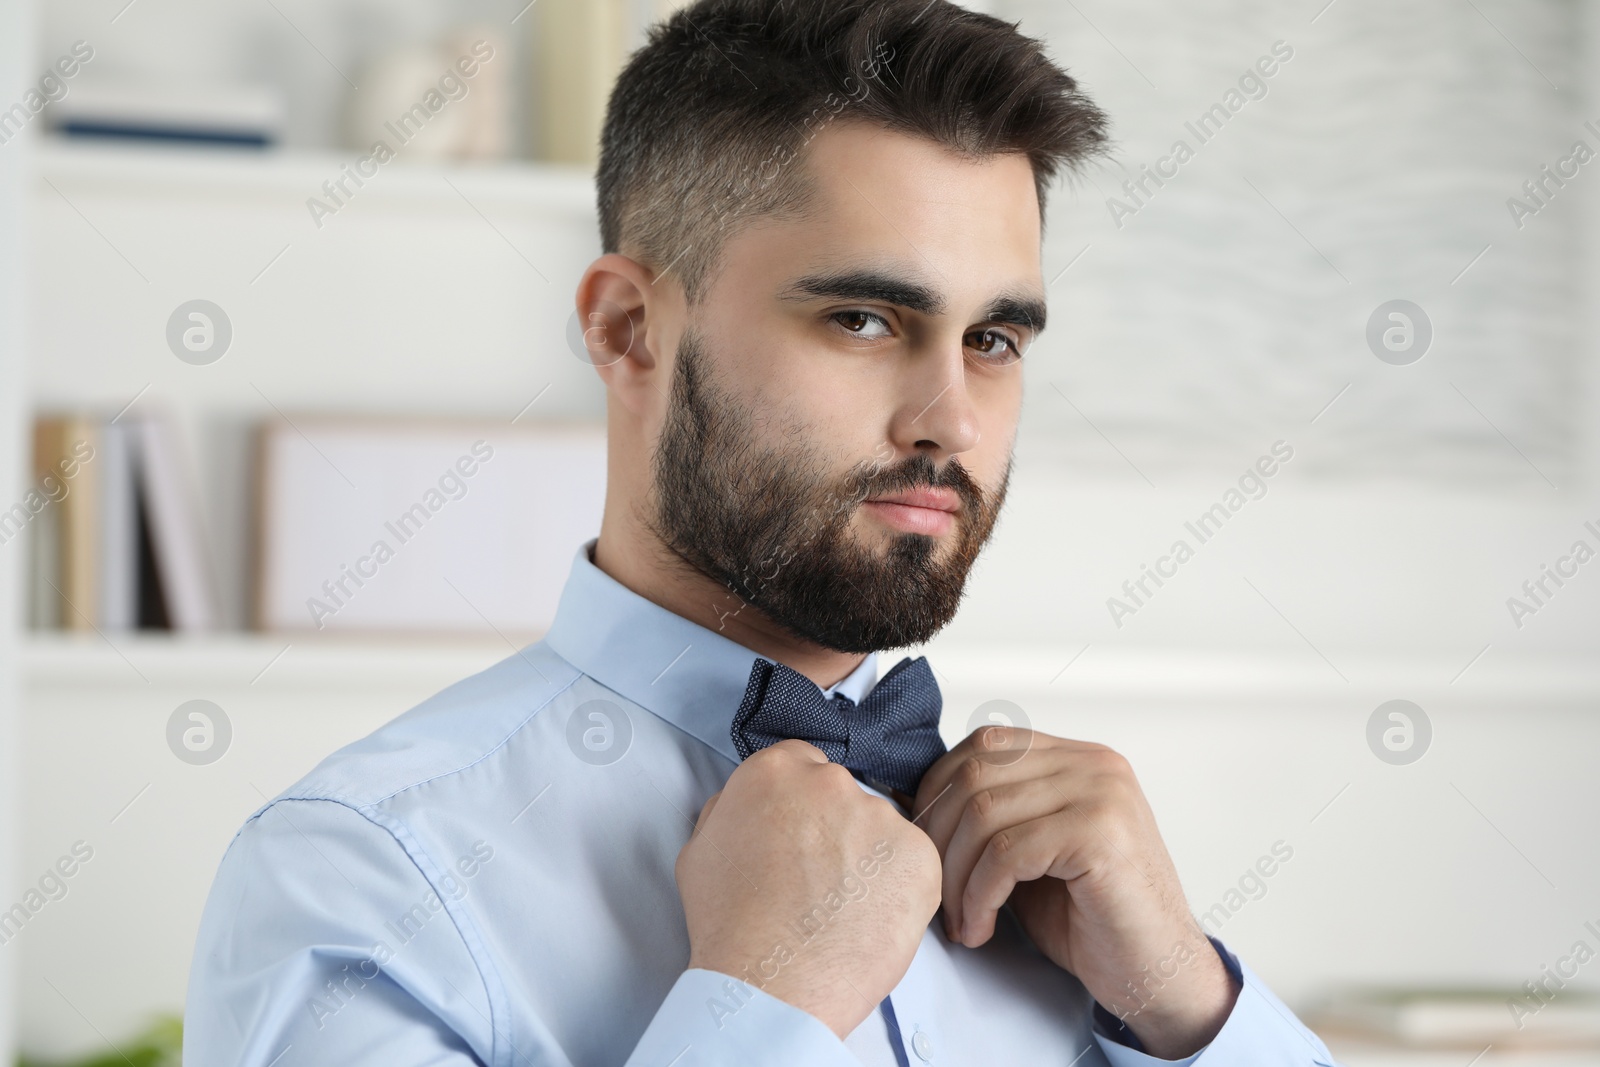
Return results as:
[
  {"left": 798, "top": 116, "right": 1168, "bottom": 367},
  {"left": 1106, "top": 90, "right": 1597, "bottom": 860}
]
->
[{"left": 648, "top": 120, "right": 1045, "bottom": 652}]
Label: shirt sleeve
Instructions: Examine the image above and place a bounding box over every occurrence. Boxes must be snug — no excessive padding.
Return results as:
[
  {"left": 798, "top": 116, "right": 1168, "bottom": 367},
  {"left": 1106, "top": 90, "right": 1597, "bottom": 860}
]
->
[
  {"left": 184, "top": 798, "right": 498, "bottom": 1066},
  {"left": 624, "top": 968, "right": 863, "bottom": 1066},
  {"left": 185, "top": 798, "right": 863, "bottom": 1067},
  {"left": 1090, "top": 938, "right": 1341, "bottom": 1067}
]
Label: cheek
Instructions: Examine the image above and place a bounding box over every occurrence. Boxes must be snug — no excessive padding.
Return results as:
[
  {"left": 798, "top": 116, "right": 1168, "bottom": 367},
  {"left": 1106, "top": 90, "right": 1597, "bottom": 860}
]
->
[
  {"left": 968, "top": 371, "right": 1022, "bottom": 457},
  {"left": 747, "top": 341, "right": 882, "bottom": 442}
]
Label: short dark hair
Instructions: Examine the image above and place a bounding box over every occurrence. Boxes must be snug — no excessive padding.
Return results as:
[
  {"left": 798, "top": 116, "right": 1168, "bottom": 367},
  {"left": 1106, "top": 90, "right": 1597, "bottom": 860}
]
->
[{"left": 597, "top": 0, "right": 1109, "bottom": 304}]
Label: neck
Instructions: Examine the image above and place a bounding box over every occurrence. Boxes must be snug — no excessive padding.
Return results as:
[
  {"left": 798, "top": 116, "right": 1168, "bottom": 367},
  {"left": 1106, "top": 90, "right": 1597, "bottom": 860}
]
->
[{"left": 591, "top": 522, "right": 868, "bottom": 691}]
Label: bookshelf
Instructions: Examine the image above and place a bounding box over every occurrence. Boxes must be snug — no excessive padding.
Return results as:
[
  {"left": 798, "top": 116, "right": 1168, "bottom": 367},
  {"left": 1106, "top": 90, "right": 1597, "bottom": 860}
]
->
[
  {"left": 35, "top": 138, "right": 595, "bottom": 214},
  {"left": 27, "top": 136, "right": 606, "bottom": 634}
]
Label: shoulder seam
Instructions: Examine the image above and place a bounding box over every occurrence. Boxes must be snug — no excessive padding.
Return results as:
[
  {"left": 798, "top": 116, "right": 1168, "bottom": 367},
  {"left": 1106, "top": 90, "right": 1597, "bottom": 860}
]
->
[
  {"left": 269, "top": 649, "right": 584, "bottom": 811},
  {"left": 252, "top": 796, "right": 510, "bottom": 1067},
  {"left": 368, "top": 659, "right": 584, "bottom": 806}
]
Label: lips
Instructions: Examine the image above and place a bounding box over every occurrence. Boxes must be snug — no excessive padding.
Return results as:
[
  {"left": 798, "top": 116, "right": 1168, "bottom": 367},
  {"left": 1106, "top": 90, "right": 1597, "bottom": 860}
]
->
[{"left": 864, "top": 486, "right": 961, "bottom": 513}]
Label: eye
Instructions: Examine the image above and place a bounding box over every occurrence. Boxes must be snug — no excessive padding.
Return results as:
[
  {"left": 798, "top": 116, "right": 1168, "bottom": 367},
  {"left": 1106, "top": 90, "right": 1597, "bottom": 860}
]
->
[
  {"left": 830, "top": 309, "right": 894, "bottom": 340},
  {"left": 967, "top": 327, "right": 1026, "bottom": 365}
]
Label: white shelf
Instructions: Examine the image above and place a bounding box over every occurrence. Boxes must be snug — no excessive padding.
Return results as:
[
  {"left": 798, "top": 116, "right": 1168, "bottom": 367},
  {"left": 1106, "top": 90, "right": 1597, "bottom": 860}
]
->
[
  {"left": 33, "top": 137, "right": 597, "bottom": 216},
  {"left": 20, "top": 631, "right": 521, "bottom": 689},
  {"left": 22, "top": 634, "right": 1600, "bottom": 704}
]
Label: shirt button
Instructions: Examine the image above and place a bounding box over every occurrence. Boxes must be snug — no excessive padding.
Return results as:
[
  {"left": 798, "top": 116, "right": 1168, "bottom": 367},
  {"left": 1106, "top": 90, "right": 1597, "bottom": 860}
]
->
[{"left": 911, "top": 1029, "right": 933, "bottom": 1062}]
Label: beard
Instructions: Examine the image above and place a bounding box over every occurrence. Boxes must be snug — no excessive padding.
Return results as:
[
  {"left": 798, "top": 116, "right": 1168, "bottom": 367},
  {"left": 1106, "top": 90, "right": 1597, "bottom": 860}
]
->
[{"left": 648, "top": 327, "right": 1010, "bottom": 653}]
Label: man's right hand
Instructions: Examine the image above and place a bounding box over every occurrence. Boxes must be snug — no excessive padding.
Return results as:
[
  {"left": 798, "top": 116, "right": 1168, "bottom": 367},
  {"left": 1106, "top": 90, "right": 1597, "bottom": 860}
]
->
[{"left": 674, "top": 739, "right": 943, "bottom": 1038}]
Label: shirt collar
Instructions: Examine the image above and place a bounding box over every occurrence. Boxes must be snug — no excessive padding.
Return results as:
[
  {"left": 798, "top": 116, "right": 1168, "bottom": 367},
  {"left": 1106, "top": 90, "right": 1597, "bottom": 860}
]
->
[{"left": 543, "top": 540, "right": 880, "bottom": 765}]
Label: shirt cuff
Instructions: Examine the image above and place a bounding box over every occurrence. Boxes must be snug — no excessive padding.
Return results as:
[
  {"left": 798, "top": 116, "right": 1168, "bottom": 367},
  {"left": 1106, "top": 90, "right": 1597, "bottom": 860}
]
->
[
  {"left": 1091, "top": 937, "right": 1339, "bottom": 1066},
  {"left": 625, "top": 967, "right": 860, "bottom": 1067}
]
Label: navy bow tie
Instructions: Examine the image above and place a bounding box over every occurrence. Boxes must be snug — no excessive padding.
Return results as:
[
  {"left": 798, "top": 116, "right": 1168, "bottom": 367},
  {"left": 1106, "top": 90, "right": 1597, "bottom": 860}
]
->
[{"left": 730, "top": 656, "right": 947, "bottom": 796}]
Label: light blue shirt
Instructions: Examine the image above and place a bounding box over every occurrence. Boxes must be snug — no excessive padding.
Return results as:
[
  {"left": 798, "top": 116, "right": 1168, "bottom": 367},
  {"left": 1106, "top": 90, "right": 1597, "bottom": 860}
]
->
[{"left": 185, "top": 541, "right": 1340, "bottom": 1066}]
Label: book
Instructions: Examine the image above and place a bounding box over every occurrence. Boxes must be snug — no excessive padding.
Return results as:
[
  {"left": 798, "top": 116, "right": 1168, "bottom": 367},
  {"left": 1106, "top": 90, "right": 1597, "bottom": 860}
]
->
[
  {"left": 1313, "top": 988, "right": 1600, "bottom": 1048},
  {"left": 50, "top": 81, "right": 284, "bottom": 147},
  {"left": 30, "top": 415, "right": 99, "bottom": 631},
  {"left": 535, "top": 0, "right": 697, "bottom": 167},
  {"left": 254, "top": 419, "right": 606, "bottom": 635},
  {"left": 97, "top": 419, "right": 140, "bottom": 631},
  {"left": 134, "top": 414, "right": 218, "bottom": 632}
]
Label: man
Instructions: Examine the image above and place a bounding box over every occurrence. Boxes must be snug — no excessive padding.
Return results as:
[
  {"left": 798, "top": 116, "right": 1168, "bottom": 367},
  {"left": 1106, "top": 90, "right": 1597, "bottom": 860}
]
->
[{"left": 186, "top": 1, "right": 1339, "bottom": 1063}]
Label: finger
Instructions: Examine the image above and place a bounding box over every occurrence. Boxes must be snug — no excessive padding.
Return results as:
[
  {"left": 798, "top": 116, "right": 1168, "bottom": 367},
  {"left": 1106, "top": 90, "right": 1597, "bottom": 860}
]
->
[
  {"left": 940, "top": 775, "right": 1071, "bottom": 939},
  {"left": 917, "top": 742, "right": 1067, "bottom": 860},
  {"left": 913, "top": 726, "right": 1053, "bottom": 829},
  {"left": 911, "top": 747, "right": 963, "bottom": 827},
  {"left": 959, "top": 811, "right": 1081, "bottom": 947}
]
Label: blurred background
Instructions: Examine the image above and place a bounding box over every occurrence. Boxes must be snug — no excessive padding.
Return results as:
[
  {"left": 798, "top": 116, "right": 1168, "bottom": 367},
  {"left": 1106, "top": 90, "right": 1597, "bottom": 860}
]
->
[{"left": 0, "top": 0, "right": 1597, "bottom": 1064}]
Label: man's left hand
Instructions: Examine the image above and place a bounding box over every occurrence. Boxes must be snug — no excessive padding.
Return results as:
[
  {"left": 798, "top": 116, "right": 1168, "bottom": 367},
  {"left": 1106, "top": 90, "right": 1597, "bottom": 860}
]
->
[{"left": 912, "top": 727, "right": 1239, "bottom": 1059}]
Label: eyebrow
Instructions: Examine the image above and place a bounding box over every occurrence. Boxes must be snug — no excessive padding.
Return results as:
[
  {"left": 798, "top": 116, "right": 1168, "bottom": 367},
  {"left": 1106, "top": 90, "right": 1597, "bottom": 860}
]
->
[{"left": 776, "top": 268, "right": 1048, "bottom": 335}]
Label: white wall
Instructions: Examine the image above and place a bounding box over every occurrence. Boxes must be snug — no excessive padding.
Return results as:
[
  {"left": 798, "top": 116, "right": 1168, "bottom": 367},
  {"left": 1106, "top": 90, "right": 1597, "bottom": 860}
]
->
[
  {"left": 1587, "top": 0, "right": 1600, "bottom": 488},
  {"left": 0, "top": 0, "right": 35, "bottom": 1058}
]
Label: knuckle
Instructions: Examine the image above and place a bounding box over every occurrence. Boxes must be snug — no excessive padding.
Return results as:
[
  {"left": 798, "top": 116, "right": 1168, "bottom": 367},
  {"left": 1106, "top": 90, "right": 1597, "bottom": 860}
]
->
[
  {"left": 764, "top": 738, "right": 813, "bottom": 761},
  {"left": 817, "top": 761, "right": 858, "bottom": 793},
  {"left": 956, "top": 755, "right": 986, "bottom": 790},
  {"left": 1088, "top": 743, "right": 1128, "bottom": 769},
  {"left": 971, "top": 787, "right": 997, "bottom": 821},
  {"left": 1075, "top": 797, "right": 1113, "bottom": 826}
]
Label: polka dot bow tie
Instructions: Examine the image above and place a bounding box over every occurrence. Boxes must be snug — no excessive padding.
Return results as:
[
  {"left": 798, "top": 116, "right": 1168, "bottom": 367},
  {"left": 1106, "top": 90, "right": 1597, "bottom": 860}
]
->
[{"left": 730, "top": 655, "right": 947, "bottom": 797}]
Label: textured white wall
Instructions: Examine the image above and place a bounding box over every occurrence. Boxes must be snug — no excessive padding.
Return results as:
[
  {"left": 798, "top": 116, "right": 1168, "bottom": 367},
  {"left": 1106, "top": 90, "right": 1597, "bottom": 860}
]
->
[{"left": 1006, "top": 0, "right": 1583, "bottom": 487}]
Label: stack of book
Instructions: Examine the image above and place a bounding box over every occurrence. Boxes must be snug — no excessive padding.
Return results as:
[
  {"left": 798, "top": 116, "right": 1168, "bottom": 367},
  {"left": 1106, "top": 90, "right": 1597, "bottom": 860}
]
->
[
  {"left": 1312, "top": 988, "right": 1600, "bottom": 1051},
  {"left": 23, "top": 413, "right": 217, "bottom": 633},
  {"left": 536, "top": 0, "right": 698, "bottom": 167},
  {"left": 51, "top": 82, "right": 285, "bottom": 148}
]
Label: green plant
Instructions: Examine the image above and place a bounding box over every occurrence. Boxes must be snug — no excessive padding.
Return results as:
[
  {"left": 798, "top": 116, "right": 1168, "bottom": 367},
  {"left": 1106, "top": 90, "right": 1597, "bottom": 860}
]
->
[{"left": 17, "top": 1014, "right": 181, "bottom": 1067}]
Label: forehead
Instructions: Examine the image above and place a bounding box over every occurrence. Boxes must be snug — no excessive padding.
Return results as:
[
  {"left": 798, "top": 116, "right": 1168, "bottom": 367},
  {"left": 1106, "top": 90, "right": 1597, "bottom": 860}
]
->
[{"left": 713, "top": 119, "right": 1045, "bottom": 307}]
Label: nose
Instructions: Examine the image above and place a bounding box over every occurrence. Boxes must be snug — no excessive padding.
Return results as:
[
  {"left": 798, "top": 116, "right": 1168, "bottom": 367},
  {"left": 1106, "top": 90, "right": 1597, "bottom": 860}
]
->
[{"left": 885, "top": 344, "right": 981, "bottom": 462}]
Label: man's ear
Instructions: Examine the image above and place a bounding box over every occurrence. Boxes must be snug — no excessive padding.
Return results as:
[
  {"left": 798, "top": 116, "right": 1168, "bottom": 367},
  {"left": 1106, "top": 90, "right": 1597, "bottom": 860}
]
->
[{"left": 575, "top": 253, "right": 673, "bottom": 416}]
